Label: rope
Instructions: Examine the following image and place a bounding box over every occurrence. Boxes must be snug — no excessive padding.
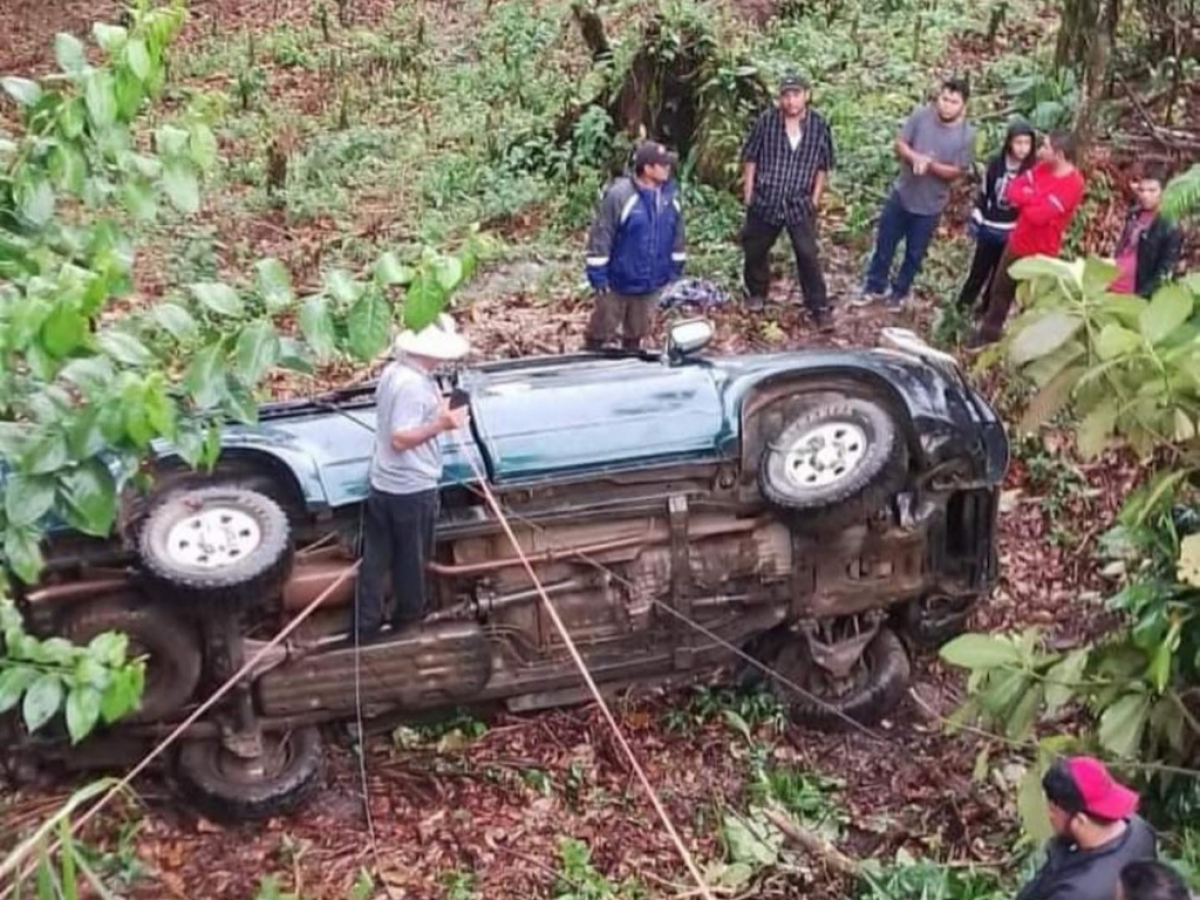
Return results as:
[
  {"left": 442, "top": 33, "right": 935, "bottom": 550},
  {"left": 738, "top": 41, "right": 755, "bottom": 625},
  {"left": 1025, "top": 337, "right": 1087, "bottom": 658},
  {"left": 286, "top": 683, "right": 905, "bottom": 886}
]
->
[
  {"left": 0, "top": 563, "right": 360, "bottom": 887},
  {"left": 462, "top": 453, "right": 718, "bottom": 900}
]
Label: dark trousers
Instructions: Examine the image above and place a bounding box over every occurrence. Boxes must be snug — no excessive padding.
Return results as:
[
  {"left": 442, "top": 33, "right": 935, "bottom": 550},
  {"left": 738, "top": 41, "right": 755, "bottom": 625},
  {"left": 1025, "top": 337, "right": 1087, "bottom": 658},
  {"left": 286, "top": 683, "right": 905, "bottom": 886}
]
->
[
  {"left": 864, "top": 192, "right": 940, "bottom": 298},
  {"left": 585, "top": 290, "right": 659, "bottom": 349},
  {"left": 956, "top": 238, "right": 1008, "bottom": 312},
  {"left": 355, "top": 486, "right": 439, "bottom": 638},
  {"left": 742, "top": 207, "right": 828, "bottom": 312},
  {"left": 978, "top": 245, "right": 1020, "bottom": 341}
]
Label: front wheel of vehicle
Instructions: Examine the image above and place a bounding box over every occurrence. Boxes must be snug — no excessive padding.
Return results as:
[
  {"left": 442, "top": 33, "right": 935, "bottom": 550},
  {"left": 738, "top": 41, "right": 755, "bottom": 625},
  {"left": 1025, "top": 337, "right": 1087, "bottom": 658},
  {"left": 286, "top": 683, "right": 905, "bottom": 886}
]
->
[
  {"left": 900, "top": 593, "right": 980, "bottom": 650},
  {"left": 769, "top": 627, "right": 911, "bottom": 727},
  {"left": 758, "top": 398, "right": 908, "bottom": 530},
  {"left": 176, "top": 726, "right": 323, "bottom": 822},
  {"left": 139, "top": 487, "right": 293, "bottom": 611}
]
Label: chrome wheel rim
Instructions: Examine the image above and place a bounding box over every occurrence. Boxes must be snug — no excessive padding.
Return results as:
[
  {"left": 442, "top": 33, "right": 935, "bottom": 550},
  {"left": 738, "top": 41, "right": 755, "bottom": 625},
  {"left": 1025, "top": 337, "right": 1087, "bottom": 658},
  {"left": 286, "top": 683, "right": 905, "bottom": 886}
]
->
[
  {"left": 165, "top": 507, "right": 261, "bottom": 569},
  {"left": 782, "top": 421, "right": 868, "bottom": 489}
]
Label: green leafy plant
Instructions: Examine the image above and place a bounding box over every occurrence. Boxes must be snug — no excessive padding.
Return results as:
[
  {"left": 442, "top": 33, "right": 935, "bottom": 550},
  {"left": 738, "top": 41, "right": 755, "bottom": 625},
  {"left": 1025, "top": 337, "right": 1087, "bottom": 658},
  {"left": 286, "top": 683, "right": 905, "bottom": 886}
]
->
[
  {"left": 1162, "top": 163, "right": 1200, "bottom": 222},
  {"left": 553, "top": 837, "right": 645, "bottom": 900}
]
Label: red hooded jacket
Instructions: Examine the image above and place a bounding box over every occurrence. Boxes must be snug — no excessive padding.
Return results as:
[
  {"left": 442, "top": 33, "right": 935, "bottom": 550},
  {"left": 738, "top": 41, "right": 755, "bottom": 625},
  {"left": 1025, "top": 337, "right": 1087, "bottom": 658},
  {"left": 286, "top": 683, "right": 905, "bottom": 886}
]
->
[{"left": 1005, "top": 161, "right": 1086, "bottom": 258}]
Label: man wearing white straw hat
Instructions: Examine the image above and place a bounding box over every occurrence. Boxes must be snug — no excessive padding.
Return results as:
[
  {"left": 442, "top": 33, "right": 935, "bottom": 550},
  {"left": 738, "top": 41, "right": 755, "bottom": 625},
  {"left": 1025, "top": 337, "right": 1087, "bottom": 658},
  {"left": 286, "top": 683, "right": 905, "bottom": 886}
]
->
[{"left": 356, "top": 314, "right": 470, "bottom": 641}]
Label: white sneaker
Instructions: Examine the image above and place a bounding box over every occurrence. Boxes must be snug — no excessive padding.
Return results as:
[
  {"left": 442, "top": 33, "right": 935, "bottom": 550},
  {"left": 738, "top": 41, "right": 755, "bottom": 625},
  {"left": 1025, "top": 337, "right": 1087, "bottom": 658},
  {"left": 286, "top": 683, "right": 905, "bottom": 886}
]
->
[{"left": 850, "top": 288, "right": 884, "bottom": 308}]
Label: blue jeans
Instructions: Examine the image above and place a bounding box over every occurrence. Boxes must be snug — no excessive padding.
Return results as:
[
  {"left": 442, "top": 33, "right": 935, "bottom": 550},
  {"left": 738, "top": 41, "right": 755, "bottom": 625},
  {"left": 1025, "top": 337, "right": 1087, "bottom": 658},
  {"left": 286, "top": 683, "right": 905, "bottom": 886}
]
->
[{"left": 864, "top": 192, "right": 941, "bottom": 297}]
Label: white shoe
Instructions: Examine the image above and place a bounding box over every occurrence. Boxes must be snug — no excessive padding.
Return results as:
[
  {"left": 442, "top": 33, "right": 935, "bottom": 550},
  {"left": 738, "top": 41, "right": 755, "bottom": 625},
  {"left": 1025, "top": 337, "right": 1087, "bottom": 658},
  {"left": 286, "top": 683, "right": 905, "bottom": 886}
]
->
[{"left": 850, "top": 289, "right": 884, "bottom": 308}]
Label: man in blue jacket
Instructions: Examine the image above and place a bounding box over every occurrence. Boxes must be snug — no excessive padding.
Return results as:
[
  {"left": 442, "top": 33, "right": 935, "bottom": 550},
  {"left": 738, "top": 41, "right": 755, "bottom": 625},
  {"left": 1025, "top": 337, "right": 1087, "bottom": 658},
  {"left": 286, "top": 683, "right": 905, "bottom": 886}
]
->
[{"left": 584, "top": 141, "right": 686, "bottom": 350}]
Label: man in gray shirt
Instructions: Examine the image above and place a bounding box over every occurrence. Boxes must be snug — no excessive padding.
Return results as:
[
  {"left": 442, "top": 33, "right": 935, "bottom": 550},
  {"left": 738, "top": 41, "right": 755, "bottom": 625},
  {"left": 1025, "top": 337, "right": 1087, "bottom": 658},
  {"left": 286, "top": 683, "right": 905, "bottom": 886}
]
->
[
  {"left": 356, "top": 314, "right": 470, "bottom": 641},
  {"left": 855, "top": 77, "right": 975, "bottom": 310}
]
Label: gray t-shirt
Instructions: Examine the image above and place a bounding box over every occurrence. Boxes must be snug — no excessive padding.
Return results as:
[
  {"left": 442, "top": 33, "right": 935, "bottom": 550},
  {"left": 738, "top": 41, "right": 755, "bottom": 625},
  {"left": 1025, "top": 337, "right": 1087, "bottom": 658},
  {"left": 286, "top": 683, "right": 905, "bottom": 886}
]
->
[
  {"left": 894, "top": 104, "right": 975, "bottom": 216},
  {"left": 369, "top": 359, "right": 442, "bottom": 495}
]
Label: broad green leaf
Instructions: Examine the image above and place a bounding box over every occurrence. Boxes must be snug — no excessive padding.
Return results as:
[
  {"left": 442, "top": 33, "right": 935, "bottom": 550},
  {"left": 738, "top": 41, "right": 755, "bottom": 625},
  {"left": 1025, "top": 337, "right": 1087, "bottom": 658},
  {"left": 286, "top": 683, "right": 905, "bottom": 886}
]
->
[
  {"left": 1019, "top": 366, "right": 1084, "bottom": 434},
  {"left": 1100, "top": 293, "right": 1146, "bottom": 328},
  {"left": 1098, "top": 692, "right": 1151, "bottom": 758},
  {"left": 87, "top": 631, "right": 127, "bottom": 668},
  {"left": 403, "top": 270, "right": 446, "bottom": 331},
  {"left": 0, "top": 666, "right": 38, "bottom": 714},
  {"left": 50, "top": 143, "right": 87, "bottom": 193},
  {"left": 1017, "top": 764, "right": 1053, "bottom": 844},
  {"left": 17, "top": 177, "right": 55, "bottom": 228},
  {"left": 101, "top": 665, "right": 142, "bottom": 723},
  {"left": 122, "top": 178, "right": 158, "bottom": 222},
  {"left": 1174, "top": 409, "right": 1195, "bottom": 442},
  {"left": 190, "top": 281, "right": 243, "bottom": 317},
  {"left": 22, "top": 673, "right": 64, "bottom": 733},
  {"left": 1075, "top": 400, "right": 1118, "bottom": 459},
  {"left": 1095, "top": 323, "right": 1142, "bottom": 360},
  {"left": 1024, "top": 340, "right": 1084, "bottom": 389},
  {"left": 277, "top": 337, "right": 314, "bottom": 374},
  {"left": 1009, "top": 254, "right": 1083, "bottom": 286},
  {"left": 1177, "top": 533, "right": 1200, "bottom": 586},
  {"left": 24, "top": 431, "right": 69, "bottom": 476},
  {"left": 255, "top": 258, "right": 293, "bottom": 311},
  {"left": 189, "top": 123, "right": 218, "bottom": 170},
  {"left": 347, "top": 291, "right": 391, "bottom": 360},
  {"left": 60, "top": 357, "right": 116, "bottom": 394},
  {"left": 432, "top": 255, "right": 464, "bottom": 292},
  {"left": 155, "top": 124, "right": 189, "bottom": 157},
  {"left": 980, "top": 668, "right": 1029, "bottom": 717},
  {"left": 84, "top": 71, "right": 117, "bottom": 128},
  {"left": 1082, "top": 256, "right": 1119, "bottom": 296},
  {"left": 142, "top": 375, "right": 177, "bottom": 438},
  {"left": 4, "top": 475, "right": 56, "bottom": 527},
  {"left": 373, "top": 251, "right": 414, "bottom": 286},
  {"left": 152, "top": 302, "right": 198, "bottom": 341},
  {"left": 60, "top": 461, "right": 117, "bottom": 537},
  {"left": 1140, "top": 283, "right": 1193, "bottom": 345},
  {"left": 59, "top": 96, "right": 87, "bottom": 138},
  {"left": 299, "top": 296, "right": 336, "bottom": 361},
  {"left": 55, "top": 33, "right": 88, "bottom": 74},
  {"left": 939, "top": 634, "right": 1023, "bottom": 670},
  {"left": 124, "top": 38, "right": 151, "bottom": 81},
  {"left": 224, "top": 380, "right": 258, "bottom": 425},
  {"left": 41, "top": 301, "right": 87, "bottom": 357},
  {"left": 325, "top": 268, "right": 361, "bottom": 306},
  {"left": 92, "top": 23, "right": 128, "bottom": 54},
  {"left": 722, "top": 812, "right": 781, "bottom": 867},
  {"left": 184, "top": 344, "right": 226, "bottom": 410},
  {"left": 65, "top": 686, "right": 102, "bottom": 744},
  {"left": 1044, "top": 648, "right": 1089, "bottom": 714},
  {"left": 97, "top": 330, "right": 153, "bottom": 366},
  {"left": 1, "top": 77, "right": 42, "bottom": 107},
  {"left": 162, "top": 163, "right": 199, "bottom": 214},
  {"left": 235, "top": 320, "right": 281, "bottom": 386},
  {"left": 1006, "top": 683, "right": 1043, "bottom": 740},
  {"left": 1008, "top": 312, "right": 1081, "bottom": 366}
]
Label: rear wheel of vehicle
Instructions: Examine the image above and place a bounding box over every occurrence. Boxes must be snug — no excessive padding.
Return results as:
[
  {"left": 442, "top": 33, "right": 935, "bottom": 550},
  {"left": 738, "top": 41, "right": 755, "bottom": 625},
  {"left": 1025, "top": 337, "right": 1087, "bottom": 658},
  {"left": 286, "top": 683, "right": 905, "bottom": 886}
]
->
[
  {"left": 901, "top": 593, "right": 979, "bottom": 650},
  {"left": 769, "top": 627, "right": 910, "bottom": 727},
  {"left": 758, "top": 398, "right": 907, "bottom": 530},
  {"left": 61, "top": 595, "right": 202, "bottom": 722},
  {"left": 139, "top": 487, "right": 293, "bottom": 611},
  {"left": 176, "top": 726, "right": 323, "bottom": 822}
]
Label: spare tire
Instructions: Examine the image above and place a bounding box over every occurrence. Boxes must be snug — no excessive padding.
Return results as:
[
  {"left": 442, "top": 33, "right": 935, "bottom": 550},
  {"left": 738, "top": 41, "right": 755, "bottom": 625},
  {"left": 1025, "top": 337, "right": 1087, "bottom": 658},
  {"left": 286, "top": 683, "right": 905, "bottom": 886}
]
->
[
  {"left": 176, "top": 726, "right": 323, "bottom": 822},
  {"left": 139, "top": 487, "right": 292, "bottom": 610},
  {"left": 758, "top": 398, "right": 908, "bottom": 530},
  {"left": 61, "top": 595, "right": 202, "bottom": 722}
]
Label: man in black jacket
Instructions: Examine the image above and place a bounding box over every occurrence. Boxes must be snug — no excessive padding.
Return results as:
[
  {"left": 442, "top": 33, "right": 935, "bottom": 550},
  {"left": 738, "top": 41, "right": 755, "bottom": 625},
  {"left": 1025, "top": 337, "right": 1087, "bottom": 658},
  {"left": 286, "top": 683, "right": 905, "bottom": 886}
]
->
[
  {"left": 1110, "top": 163, "right": 1184, "bottom": 298},
  {"left": 1016, "top": 757, "right": 1157, "bottom": 900}
]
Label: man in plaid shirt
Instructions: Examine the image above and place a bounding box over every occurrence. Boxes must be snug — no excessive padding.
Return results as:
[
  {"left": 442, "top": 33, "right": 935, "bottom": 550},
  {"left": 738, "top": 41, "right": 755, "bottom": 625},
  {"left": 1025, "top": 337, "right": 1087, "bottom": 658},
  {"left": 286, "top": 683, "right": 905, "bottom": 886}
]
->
[{"left": 740, "top": 72, "right": 836, "bottom": 331}]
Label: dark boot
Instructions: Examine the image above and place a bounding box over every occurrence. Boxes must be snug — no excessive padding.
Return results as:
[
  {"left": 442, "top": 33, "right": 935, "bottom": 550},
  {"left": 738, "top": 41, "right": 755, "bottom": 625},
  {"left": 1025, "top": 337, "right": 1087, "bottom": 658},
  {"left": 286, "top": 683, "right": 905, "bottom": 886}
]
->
[
  {"left": 620, "top": 337, "right": 642, "bottom": 351},
  {"left": 584, "top": 337, "right": 606, "bottom": 351}
]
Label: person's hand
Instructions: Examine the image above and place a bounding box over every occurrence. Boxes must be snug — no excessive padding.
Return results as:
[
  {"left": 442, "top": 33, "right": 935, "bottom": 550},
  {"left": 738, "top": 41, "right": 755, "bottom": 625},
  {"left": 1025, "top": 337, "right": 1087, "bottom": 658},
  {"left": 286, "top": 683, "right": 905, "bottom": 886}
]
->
[
  {"left": 434, "top": 397, "right": 470, "bottom": 433},
  {"left": 911, "top": 154, "right": 931, "bottom": 176}
]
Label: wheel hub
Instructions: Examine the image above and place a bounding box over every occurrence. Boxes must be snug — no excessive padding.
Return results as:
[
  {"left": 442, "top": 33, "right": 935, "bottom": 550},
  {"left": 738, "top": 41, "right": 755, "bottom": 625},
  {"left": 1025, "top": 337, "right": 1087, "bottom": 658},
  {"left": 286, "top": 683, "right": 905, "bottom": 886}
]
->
[
  {"left": 783, "top": 421, "right": 867, "bottom": 489},
  {"left": 166, "top": 507, "right": 261, "bottom": 569}
]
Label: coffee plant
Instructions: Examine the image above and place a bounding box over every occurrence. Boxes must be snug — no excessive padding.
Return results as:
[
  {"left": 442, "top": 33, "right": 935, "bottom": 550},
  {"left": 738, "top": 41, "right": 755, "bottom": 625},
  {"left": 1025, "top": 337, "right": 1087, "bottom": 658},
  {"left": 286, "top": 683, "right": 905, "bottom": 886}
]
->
[{"left": 0, "top": 3, "right": 472, "bottom": 741}]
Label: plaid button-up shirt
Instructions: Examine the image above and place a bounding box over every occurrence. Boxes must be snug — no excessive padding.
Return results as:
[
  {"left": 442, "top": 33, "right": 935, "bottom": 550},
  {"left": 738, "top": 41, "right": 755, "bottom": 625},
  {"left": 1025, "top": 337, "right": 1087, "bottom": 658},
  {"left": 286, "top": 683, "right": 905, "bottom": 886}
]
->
[{"left": 742, "top": 107, "right": 836, "bottom": 226}]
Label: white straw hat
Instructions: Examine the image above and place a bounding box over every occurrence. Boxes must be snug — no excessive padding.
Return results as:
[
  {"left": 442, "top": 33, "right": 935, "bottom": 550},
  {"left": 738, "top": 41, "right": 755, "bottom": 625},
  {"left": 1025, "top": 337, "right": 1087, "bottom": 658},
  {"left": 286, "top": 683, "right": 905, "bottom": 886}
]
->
[{"left": 393, "top": 313, "right": 470, "bottom": 361}]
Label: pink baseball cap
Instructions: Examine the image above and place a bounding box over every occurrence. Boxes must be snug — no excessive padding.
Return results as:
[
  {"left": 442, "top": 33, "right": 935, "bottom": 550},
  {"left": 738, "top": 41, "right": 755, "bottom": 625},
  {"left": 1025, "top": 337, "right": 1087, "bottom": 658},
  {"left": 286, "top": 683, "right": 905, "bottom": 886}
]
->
[{"left": 1064, "top": 757, "right": 1140, "bottom": 820}]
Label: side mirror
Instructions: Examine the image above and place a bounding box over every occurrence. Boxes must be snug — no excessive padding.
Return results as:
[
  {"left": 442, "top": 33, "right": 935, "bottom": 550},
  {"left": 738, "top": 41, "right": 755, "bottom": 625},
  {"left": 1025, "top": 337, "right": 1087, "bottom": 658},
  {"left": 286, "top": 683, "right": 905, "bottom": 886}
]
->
[
  {"left": 878, "top": 327, "right": 960, "bottom": 375},
  {"left": 666, "top": 318, "right": 714, "bottom": 360}
]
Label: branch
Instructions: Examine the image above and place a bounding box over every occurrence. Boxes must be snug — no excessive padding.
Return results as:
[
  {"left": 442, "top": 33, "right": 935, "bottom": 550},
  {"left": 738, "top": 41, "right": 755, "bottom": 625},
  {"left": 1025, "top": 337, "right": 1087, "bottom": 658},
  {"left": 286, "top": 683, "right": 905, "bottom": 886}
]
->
[{"left": 762, "top": 808, "right": 862, "bottom": 878}]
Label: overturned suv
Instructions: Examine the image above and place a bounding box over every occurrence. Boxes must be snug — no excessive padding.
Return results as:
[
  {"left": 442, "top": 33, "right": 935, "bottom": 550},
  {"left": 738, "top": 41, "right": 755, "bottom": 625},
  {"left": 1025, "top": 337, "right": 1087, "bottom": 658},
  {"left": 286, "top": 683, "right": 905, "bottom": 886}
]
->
[{"left": 7, "top": 323, "right": 1007, "bottom": 821}]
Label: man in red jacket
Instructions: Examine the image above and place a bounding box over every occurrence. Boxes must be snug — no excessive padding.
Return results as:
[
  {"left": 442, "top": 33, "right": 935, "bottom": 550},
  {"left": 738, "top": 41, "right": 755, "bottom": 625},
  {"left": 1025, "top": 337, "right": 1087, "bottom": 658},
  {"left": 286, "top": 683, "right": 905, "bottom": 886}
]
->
[{"left": 971, "top": 129, "right": 1085, "bottom": 346}]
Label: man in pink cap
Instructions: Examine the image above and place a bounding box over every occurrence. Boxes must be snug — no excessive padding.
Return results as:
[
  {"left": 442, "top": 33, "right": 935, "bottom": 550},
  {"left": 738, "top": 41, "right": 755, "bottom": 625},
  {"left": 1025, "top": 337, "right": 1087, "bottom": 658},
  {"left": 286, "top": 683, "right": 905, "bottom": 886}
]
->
[{"left": 1016, "top": 757, "right": 1157, "bottom": 900}]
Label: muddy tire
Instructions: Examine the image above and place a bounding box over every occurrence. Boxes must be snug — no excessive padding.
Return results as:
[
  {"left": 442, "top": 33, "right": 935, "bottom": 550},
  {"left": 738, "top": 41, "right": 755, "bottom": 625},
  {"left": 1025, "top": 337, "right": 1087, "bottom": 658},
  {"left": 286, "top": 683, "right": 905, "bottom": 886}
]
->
[
  {"left": 901, "top": 593, "right": 979, "bottom": 650},
  {"left": 176, "top": 726, "right": 323, "bottom": 822},
  {"left": 139, "top": 487, "right": 292, "bottom": 611},
  {"left": 770, "top": 627, "right": 910, "bottom": 727},
  {"left": 61, "top": 596, "right": 202, "bottom": 722},
  {"left": 758, "top": 398, "right": 907, "bottom": 530}
]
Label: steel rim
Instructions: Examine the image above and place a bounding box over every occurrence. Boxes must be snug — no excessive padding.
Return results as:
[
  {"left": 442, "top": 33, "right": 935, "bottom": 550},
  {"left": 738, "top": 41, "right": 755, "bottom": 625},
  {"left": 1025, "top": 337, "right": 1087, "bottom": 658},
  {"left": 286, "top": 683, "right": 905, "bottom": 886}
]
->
[
  {"left": 782, "top": 420, "right": 869, "bottom": 489},
  {"left": 165, "top": 506, "right": 262, "bottom": 569}
]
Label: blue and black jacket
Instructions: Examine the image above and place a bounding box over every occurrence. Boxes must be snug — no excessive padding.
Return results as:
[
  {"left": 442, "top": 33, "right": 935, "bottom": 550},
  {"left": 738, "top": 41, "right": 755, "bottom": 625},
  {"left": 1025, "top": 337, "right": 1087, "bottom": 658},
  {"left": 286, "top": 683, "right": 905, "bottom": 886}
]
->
[{"left": 585, "top": 177, "right": 686, "bottom": 296}]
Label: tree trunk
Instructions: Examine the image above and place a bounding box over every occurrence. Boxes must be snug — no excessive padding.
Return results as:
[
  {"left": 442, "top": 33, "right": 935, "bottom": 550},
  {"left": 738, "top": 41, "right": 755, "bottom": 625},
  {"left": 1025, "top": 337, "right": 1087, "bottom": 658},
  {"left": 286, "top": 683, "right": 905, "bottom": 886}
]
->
[{"left": 1073, "top": 0, "right": 1120, "bottom": 142}]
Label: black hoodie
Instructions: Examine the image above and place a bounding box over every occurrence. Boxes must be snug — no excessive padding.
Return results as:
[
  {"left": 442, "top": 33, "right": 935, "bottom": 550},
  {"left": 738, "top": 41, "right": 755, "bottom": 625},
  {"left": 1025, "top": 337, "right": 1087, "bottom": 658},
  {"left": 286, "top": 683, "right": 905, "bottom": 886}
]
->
[{"left": 971, "top": 119, "right": 1037, "bottom": 243}]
